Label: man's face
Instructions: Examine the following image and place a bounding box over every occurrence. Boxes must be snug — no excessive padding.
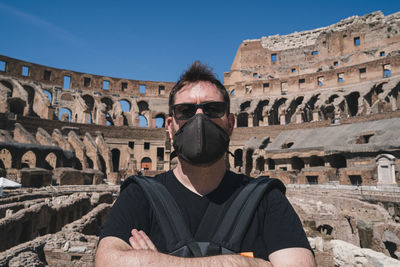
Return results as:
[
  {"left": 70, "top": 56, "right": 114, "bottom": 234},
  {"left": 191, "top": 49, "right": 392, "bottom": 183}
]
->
[{"left": 167, "top": 81, "right": 234, "bottom": 140}]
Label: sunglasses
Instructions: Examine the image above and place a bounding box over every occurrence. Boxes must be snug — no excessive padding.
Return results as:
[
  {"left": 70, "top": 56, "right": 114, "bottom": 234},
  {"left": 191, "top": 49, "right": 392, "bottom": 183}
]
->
[{"left": 172, "top": 101, "right": 227, "bottom": 120}]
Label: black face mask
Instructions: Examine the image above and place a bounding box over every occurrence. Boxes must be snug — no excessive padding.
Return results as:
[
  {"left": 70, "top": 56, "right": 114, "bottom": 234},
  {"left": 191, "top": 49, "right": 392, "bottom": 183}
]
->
[{"left": 172, "top": 114, "right": 230, "bottom": 165}]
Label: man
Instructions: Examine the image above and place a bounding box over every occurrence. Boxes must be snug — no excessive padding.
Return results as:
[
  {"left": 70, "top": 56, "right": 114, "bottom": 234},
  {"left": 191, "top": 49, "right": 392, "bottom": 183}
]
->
[{"left": 95, "top": 62, "right": 316, "bottom": 266}]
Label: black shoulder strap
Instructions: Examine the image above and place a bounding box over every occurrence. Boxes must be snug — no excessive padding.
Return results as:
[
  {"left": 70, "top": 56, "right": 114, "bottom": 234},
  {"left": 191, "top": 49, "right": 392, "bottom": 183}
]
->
[
  {"left": 212, "top": 176, "right": 285, "bottom": 252},
  {"left": 121, "top": 175, "right": 202, "bottom": 256}
]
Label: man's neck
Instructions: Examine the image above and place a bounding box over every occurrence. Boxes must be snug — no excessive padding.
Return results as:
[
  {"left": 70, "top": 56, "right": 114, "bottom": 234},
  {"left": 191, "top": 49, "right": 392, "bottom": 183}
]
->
[{"left": 173, "top": 156, "right": 227, "bottom": 196}]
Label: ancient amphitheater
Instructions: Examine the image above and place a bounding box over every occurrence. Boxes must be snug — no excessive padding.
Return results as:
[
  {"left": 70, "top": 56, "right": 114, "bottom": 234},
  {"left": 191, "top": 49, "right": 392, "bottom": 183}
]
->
[{"left": 0, "top": 10, "right": 400, "bottom": 266}]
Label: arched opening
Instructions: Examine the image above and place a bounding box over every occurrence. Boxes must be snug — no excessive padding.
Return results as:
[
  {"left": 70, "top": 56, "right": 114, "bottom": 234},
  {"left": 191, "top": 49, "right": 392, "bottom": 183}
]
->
[
  {"left": 291, "top": 157, "right": 304, "bottom": 171},
  {"left": 0, "top": 148, "right": 12, "bottom": 169},
  {"left": 141, "top": 157, "right": 152, "bottom": 170},
  {"left": 44, "top": 152, "right": 58, "bottom": 170},
  {"left": 101, "top": 97, "right": 114, "bottom": 111},
  {"left": 59, "top": 108, "right": 72, "bottom": 122},
  {"left": 234, "top": 149, "right": 243, "bottom": 168},
  {"left": 139, "top": 115, "right": 148, "bottom": 127},
  {"left": 106, "top": 113, "right": 114, "bottom": 126},
  {"left": 240, "top": 101, "right": 251, "bottom": 111},
  {"left": 285, "top": 96, "right": 304, "bottom": 123},
  {"left": 21, "top": 150, "right": 36, "bottom": 168},
  {"left": 245, "top": 149, "right": 253, "bottom": 175},
  {"left": 23, "top": 85, "right": 38, "bottom": 117},
  {"left": 0, "top": 80, "right": 13, "bottom": 96},
  {"left": 384, "top": 241, "right": 398, "bottom": 260},
  {"left": 267, "top": 158, "right": 275, "bottom": 170},
  {"left": 87, "top": 157, "right": 94, "bottom": 169},
  {"left": 82, "top": 94, "right": 94, "bottom": 110},
  {"left": 269, "top": 98, "right": 287, "bottom": 125},
  {"left": 256, "top": 156, "right": 265, "bottom": 171},
  {"left": 237, "top": 113, "right": 248, "bottom": 127},
  {"left": 345, "top": 92, "right": 360, "bottom": 117},
  {"left": 328, "top": 154, "right": 347, "bottom": 168},
  {"left": 302, "top": 94, "right": 320, "bottom": 122},
  {"left": 253, "top": 100, "right": 269, "bottom": 126},
  {"left": 98, "top": 155, "right": 107, "bottom": 175},
  {"left": 8, "top": 98, "right": 25, "bottom": 115},
  {"left": 310, "top": 155, "right": 324, "bottom": 167},
  {"left": 74, "top": 158, "right": 82, "bottom": 170},
  {"left": 111, "top": 148, "right": 120, "bottom": 172},
  {"left": 43, "top": 90, "right": 52, "bottom": 104},
  {"left": 119, "top": 99, "right": 131, "bottom": 112},
  {"left": 155, "top": 114, "right": 166, "bottom": 128},
  {"left": 137, "top": 101, "right": 149, "bottom": 113}
]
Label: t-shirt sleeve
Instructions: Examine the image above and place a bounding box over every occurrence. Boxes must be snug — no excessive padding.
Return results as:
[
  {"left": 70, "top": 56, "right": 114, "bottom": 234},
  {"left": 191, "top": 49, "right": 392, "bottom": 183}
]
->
[
  {"left": 263, "top": 188, "right": 312, "bottom": 257},
  {"left": 99, "top": 183, "right": 150, "bottom": 244}
]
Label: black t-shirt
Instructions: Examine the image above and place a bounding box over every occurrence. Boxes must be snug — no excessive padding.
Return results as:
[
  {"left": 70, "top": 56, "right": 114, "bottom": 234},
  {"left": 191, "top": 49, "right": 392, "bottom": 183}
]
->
[{"left": 99, "top": 170, "right": 311, "bottom": 260}]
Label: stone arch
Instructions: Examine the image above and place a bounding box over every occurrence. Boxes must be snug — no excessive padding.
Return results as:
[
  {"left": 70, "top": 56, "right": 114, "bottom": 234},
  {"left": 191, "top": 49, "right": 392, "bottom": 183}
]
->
[
  {"left": 21, "top": 150, "right": 37, "bottom": 168},
  {"left": 388, "top": 82, "right": 400, "bottom": 109},
  {"left": 364, "top": 83, "right": 385, "bottom": 107},
  {"left": 82, "top": 94, "right": 95, "bottom": 111},
  {"left": 137, "top": 101, "right": 149, "bottom": 113},
  {"left": 234, "top": 149, "right": 243, "bottom": 168},
  {"left": 328, "top": 94, "right": 339, "bottom": 104},
  {"left": 59, "top": 107, "right": 72, "bottom": 122},
  {"left": 101, "top": 97, "right": 114, "bottom": 111},
  {"left": 237, "top": 113, "right": 248, "bottom": 127},
  {"left": 22, "top": 85, "right": 38, "bottom": 117},
  {"left": 310, "top": 155, "right": 325, "bottom": 167},
  {"left": 0, "top": 80, "right": 13, "bottom": 96},
  {"left": 345, "top": 92, "right": 360, "bottom": 117},
  {"left": 269, "top": 98, "right": 287, "bottom": 125},
  {"left": 141, "top": 157, "right": 152, "bottom": 170},
  {"left": 240, "top": 101, "right": 251, "bottom": 112},
  {"left": 291, "top": 156, "right": 304, "bottom": 171},
  {"left": 44, "top": 152, "right": 58, "bottom": 170},
  {"left": 111, "top": 148, "right": 120, "bottom": 172},
  {"left": 253, "top": 100, "right": 269, "bottom": 126},
  {"left": 8, "top": 98, "right": 25, "bottom": 115},
  {"left": 0, "top": 148, "right": 12, "bottom": 169},
  {"left": 303, "top": 94, "right": 320, "bottom": 122},
  {"left": 43, "top": 89, "right": 52, "bottom": 104},
  {"left": 155, "top": 113, "right": 166, "bottom": 128},
  {"left": 256, "top": 156, "right": 265, "bottom": 172},
  {"left": 285, "top": 96, "right": 304, "bottom": 123},
  {"left": 119, "top": 99, "right": 131, "bottom": 112},
  {"left": 328, "top": 154, "right": 347, "bottom": 168}
]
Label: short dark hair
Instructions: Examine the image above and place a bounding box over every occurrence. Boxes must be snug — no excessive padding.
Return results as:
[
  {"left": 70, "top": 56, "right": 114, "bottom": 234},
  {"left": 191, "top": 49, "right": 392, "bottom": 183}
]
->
[{"left": 168, "top": 61, "right": 230, "bottom": 116}]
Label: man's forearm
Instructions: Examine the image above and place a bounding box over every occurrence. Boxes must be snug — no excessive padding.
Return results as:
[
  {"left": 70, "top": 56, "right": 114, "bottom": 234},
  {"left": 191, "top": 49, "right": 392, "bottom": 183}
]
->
[{"left": 95, "top": 248, "right": 271, "bottom": 267}]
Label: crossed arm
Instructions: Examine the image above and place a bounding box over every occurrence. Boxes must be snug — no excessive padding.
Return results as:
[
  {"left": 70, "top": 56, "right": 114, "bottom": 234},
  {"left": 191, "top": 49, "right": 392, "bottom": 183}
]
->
[{"left": 95, "top": 229, "right": 316, "bottom": 267}]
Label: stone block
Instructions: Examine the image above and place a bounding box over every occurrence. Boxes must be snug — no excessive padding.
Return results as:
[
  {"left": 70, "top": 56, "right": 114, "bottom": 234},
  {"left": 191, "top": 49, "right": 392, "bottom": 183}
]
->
[
  {"left": 107, "top": 172, "right": 121, "bottom": 185},
  {"left": 18, "top": 168, "right": 52, "bottom": 187},
  {"left": 53, "top": 167, "right": 91, "bottom": 185}
]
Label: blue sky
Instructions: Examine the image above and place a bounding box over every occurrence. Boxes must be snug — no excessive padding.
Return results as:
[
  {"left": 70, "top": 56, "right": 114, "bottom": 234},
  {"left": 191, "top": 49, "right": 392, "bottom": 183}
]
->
[{"left": 0, "top": 1, "right": 399, "bottom": 83}]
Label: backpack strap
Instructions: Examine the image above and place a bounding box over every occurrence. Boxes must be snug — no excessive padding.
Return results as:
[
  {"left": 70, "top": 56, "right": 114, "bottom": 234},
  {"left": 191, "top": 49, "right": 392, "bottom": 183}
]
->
[
  {"left": 212, "top": 176, "right": 285, "bottom": 252},
  {"left": 121, "top": 175, "right": 202, "bottom": 257}
]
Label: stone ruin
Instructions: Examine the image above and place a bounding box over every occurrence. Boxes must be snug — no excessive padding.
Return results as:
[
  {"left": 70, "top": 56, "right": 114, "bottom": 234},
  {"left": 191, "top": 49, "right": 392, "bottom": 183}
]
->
[{"left": 0, "top": 10, "right": 400, "bottom": 266}]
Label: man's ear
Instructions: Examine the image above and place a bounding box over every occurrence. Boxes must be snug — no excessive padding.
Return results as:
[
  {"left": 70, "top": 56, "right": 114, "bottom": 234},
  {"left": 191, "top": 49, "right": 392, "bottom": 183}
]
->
[
  {"left": 228, "top": 113, "right": 235, "bottom": 136},
  {"left": 166, "top": 116, "right": 174, "bottom": 139}
]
